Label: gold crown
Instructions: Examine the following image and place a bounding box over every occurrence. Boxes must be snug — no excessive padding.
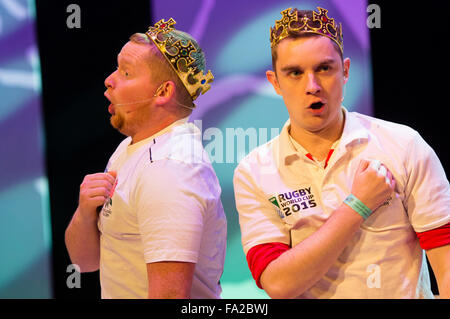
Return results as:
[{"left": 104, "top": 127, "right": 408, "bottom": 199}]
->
[
  {"left": 146, "top": 18, "right": 214, "bottom": 105},
  {"left": 270, "top": 7, "right": 343, "bottom": 53}
]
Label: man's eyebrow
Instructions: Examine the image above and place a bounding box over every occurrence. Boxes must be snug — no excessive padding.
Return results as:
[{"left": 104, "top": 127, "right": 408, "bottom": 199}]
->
[
  {"left": 316, "top": 58, "right": 337, "bottom": 66},
  {"left": 280, "top": 58, "right": 337, "bottom": 73},
  {"left": 280, "top": 65, "right": 303, "bottom": 73}
]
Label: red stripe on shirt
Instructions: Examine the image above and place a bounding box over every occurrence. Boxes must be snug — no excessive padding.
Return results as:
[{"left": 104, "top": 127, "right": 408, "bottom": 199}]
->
[
  {"left": 416, "top": 222, "right": 450, "bottom": 250},
  {"left": 305, "top": 153, "right": 314, "bottom": 161},
  {"left": 305, "top": 149, "right": 334, "bottom": 168},
  {"left": 246, "top": 242, "right": 290, "bottom": 289},
  {"left": 324, "top": 149, "right": 334, "bottom": 169}
]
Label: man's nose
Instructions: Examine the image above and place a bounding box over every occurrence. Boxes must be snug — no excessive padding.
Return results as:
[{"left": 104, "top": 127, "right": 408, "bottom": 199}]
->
[
  {"left": 305, "top": 73, "right": 321, "bottom": 95},
  {"left": 104, "top": 72, "right": 114, "bottom": 89}
]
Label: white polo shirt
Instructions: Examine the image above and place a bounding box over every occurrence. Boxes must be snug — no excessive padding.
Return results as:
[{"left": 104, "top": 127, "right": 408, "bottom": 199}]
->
[
  {"left": 98, "top": 118, "right": 227, "bottom": 299},
  {"left": 234, "top": 107, "right": 450, "bottom": 298}
]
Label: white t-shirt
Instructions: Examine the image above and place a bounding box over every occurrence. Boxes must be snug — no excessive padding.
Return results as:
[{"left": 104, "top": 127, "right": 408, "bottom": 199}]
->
[
  {"left": 234, "top": 108, "right": 450, "bottom": 298},
  {"left": 98, "top": 118, "right": 227, "bottom": 299}
]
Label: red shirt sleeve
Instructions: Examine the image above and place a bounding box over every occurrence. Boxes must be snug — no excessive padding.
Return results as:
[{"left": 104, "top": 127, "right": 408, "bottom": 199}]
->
[
  {"left": 416, "top": 222, "right": 450, "bottom": 250},
  {"left": 246, "top": 242, "right": 290, "bottom": 289}
]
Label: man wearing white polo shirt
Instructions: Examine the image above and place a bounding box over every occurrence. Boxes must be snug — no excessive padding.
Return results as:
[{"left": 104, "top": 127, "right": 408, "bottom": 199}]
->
[
  {"left": 233, "top": 7, "right": 450, "bottom": 298},
  {"left": 65, "top": 19, "right": 226, "bottom": 298}
]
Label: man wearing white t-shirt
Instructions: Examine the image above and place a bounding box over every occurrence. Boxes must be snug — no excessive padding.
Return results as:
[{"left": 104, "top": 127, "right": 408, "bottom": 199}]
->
[
  {"left": 234, "top": 7, "right": 450, "bottom": 298},
  {"left": 65, "top": 19, "right": 226, "bottom": 299}
]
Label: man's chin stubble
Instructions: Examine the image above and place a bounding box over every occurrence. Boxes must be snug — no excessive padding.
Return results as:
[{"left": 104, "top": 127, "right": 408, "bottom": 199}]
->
[{"left": 110, "top": 114, "right": 126, "bottom": 133}]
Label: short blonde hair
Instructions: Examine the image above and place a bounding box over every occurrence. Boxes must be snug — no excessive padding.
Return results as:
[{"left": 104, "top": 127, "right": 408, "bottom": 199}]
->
[{"left": 129, "top": 32, "right": 195, "bottom": 110}]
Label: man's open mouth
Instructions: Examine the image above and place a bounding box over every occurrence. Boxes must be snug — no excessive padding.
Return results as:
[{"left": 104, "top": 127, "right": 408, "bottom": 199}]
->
[{"left": 310, "top": 101, "right": 324, "bottom": 109}]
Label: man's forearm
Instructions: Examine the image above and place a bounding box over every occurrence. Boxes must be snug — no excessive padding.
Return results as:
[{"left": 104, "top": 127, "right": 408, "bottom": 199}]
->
[
  {"left": 427, "top": 244, "right": 450, "bottom": 299},
  {"left": 65, "top": 208, "right": 101, "bottom": 272},
  {"left": 437, "top": 271, "right": 450, "bottom": 298},
  {"left": 260, "top": 204, "right": 364, "bottom": 298}
]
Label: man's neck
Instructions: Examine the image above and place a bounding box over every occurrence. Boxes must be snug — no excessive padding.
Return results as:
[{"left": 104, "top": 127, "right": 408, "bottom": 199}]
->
[
  {"left": 129, "top": 115, "right": 182, "bottom": 145},
  {"left": 290, "top": 110, "right": 345, "bottom": 161}
]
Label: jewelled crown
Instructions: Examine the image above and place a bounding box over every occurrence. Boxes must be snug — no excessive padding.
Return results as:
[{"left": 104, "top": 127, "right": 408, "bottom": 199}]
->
[
  {"left": 270, "top": 7, "right": 343, "bottom": 53},
  {"left": 146, "top": 18, "right": 214, "bottom": 105}
]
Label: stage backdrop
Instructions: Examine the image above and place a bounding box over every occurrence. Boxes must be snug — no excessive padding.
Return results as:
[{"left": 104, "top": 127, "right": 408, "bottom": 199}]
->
[
  {"left": 152, "top": 0, "right": 372, "bottom": 298},
  {"left": 0, "top": 0, "right": 52, "bottom": 298}
]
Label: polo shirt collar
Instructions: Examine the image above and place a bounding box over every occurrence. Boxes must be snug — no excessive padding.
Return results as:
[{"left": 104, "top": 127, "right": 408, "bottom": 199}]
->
[
  {"left": 339, "top": 107, "right": 369, "bottom": 148},
  {"left": 278, "top": 106, "right": 369, "bottom": 163}
]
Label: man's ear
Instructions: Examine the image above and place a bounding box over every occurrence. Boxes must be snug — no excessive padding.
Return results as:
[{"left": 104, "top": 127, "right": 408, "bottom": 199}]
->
[
  {"left": 154, "top": 81, "right": 176, "bottom": 105},
  {"left": 266, "top": 70, "right": 282, "bottom": 96},
  {"left": 343, "top": 57, "right": 350, "bottom": 84}
]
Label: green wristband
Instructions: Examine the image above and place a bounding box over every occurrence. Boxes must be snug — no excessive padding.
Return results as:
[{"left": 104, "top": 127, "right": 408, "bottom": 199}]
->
[{"left": 343, "top": 194, "right": 372, "bottom": 220}]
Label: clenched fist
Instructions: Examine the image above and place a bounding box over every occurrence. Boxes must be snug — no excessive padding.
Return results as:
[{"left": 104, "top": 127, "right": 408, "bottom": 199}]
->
[
  {"left": 351, "top": 159, "right": 395, "bottom": 213},
  {"left": 77, "top": 171, "right": 117, "bottom": 222}
]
